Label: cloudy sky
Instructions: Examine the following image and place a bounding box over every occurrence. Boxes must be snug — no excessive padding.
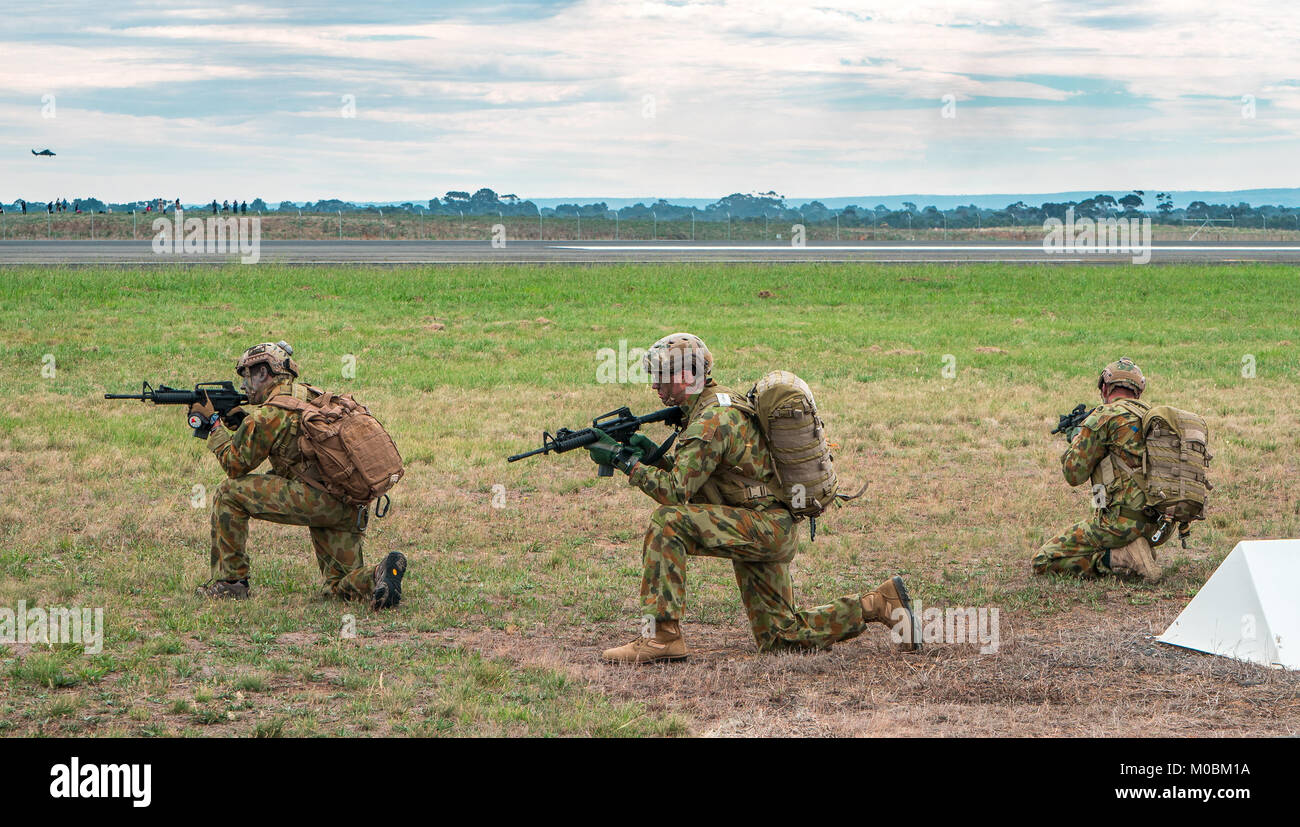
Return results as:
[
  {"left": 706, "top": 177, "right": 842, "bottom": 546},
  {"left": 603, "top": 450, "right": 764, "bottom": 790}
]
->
[{"left": 2, "top": 0, "right": 1296, "bottom": 202}]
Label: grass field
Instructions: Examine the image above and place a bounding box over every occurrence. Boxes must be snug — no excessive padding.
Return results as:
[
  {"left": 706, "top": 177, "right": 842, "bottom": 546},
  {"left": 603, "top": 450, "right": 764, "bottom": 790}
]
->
[{"left": 2, "top": 262, "right": 1298, "bottom": 737}]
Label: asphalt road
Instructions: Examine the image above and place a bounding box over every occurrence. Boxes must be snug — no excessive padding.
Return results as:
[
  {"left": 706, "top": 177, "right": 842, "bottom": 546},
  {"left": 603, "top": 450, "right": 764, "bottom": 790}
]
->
[{"left": 2, "top": 239, "right": 1299, "bottom": 264}]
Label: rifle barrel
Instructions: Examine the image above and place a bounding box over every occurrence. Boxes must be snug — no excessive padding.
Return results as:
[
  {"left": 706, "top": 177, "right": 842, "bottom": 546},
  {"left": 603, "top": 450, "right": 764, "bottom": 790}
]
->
[{"left": 506, "top": 446, "right": 548, "bottom": 462}]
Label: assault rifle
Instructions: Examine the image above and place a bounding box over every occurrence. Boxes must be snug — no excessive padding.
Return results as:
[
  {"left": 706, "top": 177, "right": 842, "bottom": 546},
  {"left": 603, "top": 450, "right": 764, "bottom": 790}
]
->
[
  {"left": 507, "top": 405, "right": 685, "bottom": 476},
  {"left": 106, "top": 381, "right": 248, "bottom": 438},
  {"left": 1051, "top": 403, "right": 1093, "bottom": 436}
]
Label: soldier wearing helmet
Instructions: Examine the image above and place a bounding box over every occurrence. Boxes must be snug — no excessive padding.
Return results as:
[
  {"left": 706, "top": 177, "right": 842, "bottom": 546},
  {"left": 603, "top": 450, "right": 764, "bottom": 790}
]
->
[
  {"left": 187, "top": 341, "right": 407, "bottom": 608},
  {"left": 1032, "top": 357, "right": 1161, "bottom": 580},
  {"left": 587, "top": 332, "right": 917, "bottom": 664}
]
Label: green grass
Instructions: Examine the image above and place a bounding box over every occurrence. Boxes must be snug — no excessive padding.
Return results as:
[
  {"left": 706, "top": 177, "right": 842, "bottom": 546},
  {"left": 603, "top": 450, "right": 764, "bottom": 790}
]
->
[
  {"left": 0, "top": 262, "right": 1297, "bottom": 736},
  {"left": 3, "top": 263, "right": 1296, "bottom": 393}
]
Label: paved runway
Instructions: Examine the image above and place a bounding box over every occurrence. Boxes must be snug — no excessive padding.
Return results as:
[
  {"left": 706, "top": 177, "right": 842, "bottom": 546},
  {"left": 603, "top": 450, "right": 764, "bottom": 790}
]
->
[{"left": 2, "top": 239, "right": 1299, "bottom": 264}]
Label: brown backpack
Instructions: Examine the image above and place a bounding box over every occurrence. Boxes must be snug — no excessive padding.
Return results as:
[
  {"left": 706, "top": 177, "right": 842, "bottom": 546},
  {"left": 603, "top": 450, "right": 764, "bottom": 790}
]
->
[{"left": 265, "top": 388, "right": 404, "bottom": 506}]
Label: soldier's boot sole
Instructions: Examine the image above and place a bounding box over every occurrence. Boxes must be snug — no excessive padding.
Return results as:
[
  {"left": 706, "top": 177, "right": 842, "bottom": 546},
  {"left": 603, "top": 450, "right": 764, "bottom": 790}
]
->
[
  {"left": 370, "top": 552, "right": 407, "bottom": 610},
  {"left": 863, "top": 575, "right": 921, "bottom": 652},
  {"left": 889, "top": 575, "right": 922, "bottom": 653}
]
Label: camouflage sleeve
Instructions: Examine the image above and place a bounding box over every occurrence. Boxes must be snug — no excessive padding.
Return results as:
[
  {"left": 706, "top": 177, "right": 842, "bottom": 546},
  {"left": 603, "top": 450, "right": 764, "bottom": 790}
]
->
[
  {"left": 627, "top": 408, "right": 741, "bottom": 505},
  {"left": 206, "top": 406, "right": 286, "bottom": 478},
  {"left": 1060, "top": 409, "right": 1110, "bottom": 487}
]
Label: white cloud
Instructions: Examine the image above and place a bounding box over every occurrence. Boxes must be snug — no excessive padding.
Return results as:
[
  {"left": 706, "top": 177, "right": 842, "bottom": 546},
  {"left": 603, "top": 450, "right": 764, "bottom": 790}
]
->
[{"left": 0, "top": 0, "right": 1296, "bottom": 197}]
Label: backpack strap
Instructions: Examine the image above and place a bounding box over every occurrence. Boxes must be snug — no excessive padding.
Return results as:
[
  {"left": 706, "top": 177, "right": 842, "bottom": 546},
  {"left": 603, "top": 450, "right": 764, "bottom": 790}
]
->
[
  {"left": 263, "top": 395, "right": 309, "bottom": 412},
  {"left": 835, "top": 481, "right": 868, "bottom": 503},
  {"left": 1097, "top": 399, "right": 1149, "bottom": 487},
  {"left": 263, "top": 385, "right": 326, "bottom": 413},
  {"left": 260, "top": 389, "right": 332, "bottom": 494}
]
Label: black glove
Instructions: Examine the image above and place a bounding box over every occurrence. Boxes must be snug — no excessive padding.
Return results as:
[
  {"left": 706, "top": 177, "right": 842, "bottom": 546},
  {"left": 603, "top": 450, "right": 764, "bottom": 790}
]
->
[{"left": 222, "top": 407, "right": 248, "bottom": 430}]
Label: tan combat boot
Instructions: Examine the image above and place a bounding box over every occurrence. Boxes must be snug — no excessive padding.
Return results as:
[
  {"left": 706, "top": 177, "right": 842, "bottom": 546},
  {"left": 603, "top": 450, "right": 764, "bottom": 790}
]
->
[
  {"left": 861, "top": 575, "right": 920, "bottom": 651},
  {"left": 1109, "top": 537, "right": 1161, "bottom": 581},
  {"left": 602, "top": 619, "right": 689, "bottom": 664}
]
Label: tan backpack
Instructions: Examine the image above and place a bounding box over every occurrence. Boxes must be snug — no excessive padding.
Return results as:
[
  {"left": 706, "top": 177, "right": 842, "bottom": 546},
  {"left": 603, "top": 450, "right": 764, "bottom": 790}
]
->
[
  {"left": 265, "top": 388, "right": 404, "bottom": 506},
  {"left": 746, "top": 371, "right": 864, "bottom": 527},
  {"left": 1112, "top": 400, "right": 1212, "bottom": 543}
]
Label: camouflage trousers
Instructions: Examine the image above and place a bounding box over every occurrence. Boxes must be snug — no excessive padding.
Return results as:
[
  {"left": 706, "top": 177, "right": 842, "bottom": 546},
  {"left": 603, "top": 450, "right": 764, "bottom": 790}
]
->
[
  {"left": 640, "top": 502, "right": 871, "bottom": 652},
  {"left": 210, "top": 473, "right": 373, "bottom": 600},
  {"left": 1032, "top": 506, "right": 1145, "bottom": 577}
]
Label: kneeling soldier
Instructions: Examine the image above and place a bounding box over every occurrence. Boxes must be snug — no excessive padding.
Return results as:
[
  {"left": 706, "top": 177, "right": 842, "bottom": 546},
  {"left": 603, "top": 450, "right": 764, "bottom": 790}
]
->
[
  {"left": 590, "top": 332, "right": 917, "bottom": 664},
  {"left": 1033, "top": 357, "right": 1161, "bottom": 580},
  {"left": 189, "top": 341, "right": 407, "bottom": 608}
]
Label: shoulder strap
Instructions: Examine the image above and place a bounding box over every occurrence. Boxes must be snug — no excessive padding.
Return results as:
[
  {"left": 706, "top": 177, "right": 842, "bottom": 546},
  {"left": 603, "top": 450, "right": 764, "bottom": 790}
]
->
[
  {"left": 689, "top": 385, "right": 755, "bottom": 423},
  {"left": 1107, "top": 400, "right": 1149, "bottom": 486},
  {"left": 1113, "top": 399, "right": 1149, "bottom": 419},
  {"left": 263, "top": 394, "right": 310, "bottom": 413},
  {"left": 264, "top": 385, "right": 330, "bottom": 413}
]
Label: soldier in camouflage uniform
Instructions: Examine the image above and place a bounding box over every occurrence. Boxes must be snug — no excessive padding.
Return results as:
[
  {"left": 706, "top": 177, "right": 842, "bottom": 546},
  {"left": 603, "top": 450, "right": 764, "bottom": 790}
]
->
[
  {"left": 1032, "top": 357, "right": 1161, "bottom": 580},
  {"left": 187, "top": 341, "right": 407, "bottom": 608},
  {"left": 587, "top": 333, "right": 918, "bottom": 664}
]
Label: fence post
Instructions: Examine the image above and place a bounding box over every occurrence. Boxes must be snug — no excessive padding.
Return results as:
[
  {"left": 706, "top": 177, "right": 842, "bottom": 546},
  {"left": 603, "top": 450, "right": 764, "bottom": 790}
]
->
[{"left": 338, "top": 210, "right": 342, "bottom": 239}]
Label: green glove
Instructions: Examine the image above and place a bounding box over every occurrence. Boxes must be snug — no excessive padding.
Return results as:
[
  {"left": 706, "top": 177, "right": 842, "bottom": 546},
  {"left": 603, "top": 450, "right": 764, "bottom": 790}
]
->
[
  {"left": 1064, "top": 425, "right": 1082, "bottom": 443},
  {"left": 627, "top": 433, "right": 659, "bottom": 457},
  {"left": 586, "top": 428, "right": 644, "bottom": 475}
]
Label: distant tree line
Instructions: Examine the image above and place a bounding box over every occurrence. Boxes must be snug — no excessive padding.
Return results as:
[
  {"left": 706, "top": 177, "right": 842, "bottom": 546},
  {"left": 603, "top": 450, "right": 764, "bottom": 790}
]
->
[{"left": 5, "top": 189, "right": 1300, "bottom": 227}]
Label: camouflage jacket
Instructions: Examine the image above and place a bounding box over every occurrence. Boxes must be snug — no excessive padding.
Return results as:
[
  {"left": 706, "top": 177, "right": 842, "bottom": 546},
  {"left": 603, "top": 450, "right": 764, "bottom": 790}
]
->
[
  {"left": 628, "top": 380, "right": 779, "bottom": 508},
  {"left": 207, "top": 379, "right": 312, "bottom": 479},
  {"left": 1061, "top": 399, "right": 1147, "bottom": 512}
]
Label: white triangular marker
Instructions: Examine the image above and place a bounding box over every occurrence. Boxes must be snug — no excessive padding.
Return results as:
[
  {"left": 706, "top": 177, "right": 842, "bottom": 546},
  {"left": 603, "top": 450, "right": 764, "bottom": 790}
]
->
[{"left": 1158, "top": 539, "right": 1300, "bottom": 670}]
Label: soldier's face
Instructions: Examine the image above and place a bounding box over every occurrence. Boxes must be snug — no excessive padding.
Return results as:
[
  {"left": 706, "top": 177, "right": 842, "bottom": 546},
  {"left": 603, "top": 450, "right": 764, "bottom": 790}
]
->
[
  {"left": 652, "top": 369, "right": 697, "bottom": 406},
  {"left": 239, "top": 365, "right": 274, "bottom": 401}
]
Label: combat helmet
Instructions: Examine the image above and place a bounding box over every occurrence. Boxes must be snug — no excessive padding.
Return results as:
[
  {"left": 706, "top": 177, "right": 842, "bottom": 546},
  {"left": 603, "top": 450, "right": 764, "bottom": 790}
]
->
[
  {"left": 236, "top": 341, "right": 299, "bottom": 379},
  {"left": 643, "top": 332, "right": 712, "bottom": 382},
  {"left": 1098, "top": 357, "right": 1145, "bottom": 395}
]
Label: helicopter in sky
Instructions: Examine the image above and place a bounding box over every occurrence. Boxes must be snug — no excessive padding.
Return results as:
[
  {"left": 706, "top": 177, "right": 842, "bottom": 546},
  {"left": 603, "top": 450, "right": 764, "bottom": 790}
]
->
[{"left": 31, "top": 148, "right": 55, "bottom": 156}]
